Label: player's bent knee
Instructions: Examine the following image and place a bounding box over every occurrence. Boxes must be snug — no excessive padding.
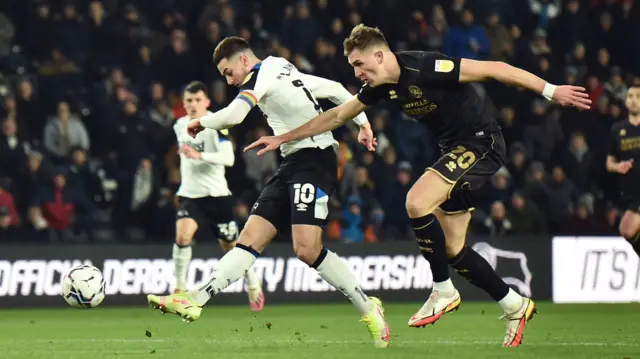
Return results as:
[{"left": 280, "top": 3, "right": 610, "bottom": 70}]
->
[
  {"left": 236, "top": 215, "right": 277, "bottom": 253},
  {"left": 405, "top": 171, "right": 452, "bottom": 218}
]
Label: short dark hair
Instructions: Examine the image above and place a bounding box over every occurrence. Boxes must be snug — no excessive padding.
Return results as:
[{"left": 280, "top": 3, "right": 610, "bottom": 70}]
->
[
  {"left": 343, "top": 24, "right": 389, "bottom": 56},
  {"left": 213, "top": 37, "right": 251, "bottom": 65},
  {"left": 184, "top": 81, "right": 208, "bottom": 97}
]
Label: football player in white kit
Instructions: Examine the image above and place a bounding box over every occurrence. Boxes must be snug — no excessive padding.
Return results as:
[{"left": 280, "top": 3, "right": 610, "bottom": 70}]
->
[
  {"left": 147, "top": 37, "right": 390, "bottom": 349},
  {"left": 172, "top": 81, "right": 264, "bottom": 312}
]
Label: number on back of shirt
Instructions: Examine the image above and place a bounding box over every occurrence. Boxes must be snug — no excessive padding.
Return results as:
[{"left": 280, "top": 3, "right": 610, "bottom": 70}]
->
[
  {"left": 292, "top": 80, "right": 322, "bottom": 114},
  {"left": 217, "top": 221, "right": 238, "bottom": 241},
  {"left": 293, "top": 183, "right": 315, "bottom": 204}
]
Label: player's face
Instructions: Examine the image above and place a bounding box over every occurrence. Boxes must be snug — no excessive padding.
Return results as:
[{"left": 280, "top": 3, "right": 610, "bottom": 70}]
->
[
  {"left": 217, "top": 56, "right": 249, "bottom": 87},
  {"left": 625, "top": 87, "right": 640, "bottom": 115},
  {"left": 348, "top": 49, "right": 386, "bottom": 87},
  {"left": 183, "top": 91, "right": 211, "bottom": 118}
]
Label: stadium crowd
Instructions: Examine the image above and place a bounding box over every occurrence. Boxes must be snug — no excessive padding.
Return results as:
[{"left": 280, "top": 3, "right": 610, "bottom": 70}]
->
[{"left": 1, "top": 0, "right": 639, "bottom": 242}]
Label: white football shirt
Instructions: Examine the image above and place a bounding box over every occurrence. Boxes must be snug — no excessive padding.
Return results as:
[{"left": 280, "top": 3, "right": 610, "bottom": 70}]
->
[
  {"left": 238, "top": 57, "right": 339, "bottom": 157},
  {"left": 174, "top": 113, "right": 233, "bottom": 198}
]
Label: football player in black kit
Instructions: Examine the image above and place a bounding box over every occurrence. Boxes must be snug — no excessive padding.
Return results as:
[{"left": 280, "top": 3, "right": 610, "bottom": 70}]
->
[
  {"left": 607, "top": 85, "right": 640, "bottom": 256},
  {"left": 245, "top": 24, "right": 591, "bottom": 347}
]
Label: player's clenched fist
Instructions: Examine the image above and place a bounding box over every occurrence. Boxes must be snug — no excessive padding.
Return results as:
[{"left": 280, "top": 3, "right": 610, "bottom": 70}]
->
[{"left": 187, "top": 119, "right": 204, "bottom": 138}]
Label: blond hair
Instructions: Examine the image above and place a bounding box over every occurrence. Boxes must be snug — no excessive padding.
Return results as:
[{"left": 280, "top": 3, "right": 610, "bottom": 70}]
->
[{"left": 343, "top": 24, "right": 389, "bottom": 56}]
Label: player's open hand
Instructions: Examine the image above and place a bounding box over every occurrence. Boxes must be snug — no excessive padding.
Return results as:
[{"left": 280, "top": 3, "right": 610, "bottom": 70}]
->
[
  {"left": 552, "top": 86, "right": 592, "bottom": 110},
  {"left": 178, "top": 144, "right": 202, "bottom": 160},
  {"left": 616, "top": 159, "right": 634, "bottom": 174},
  {"left": 357, "top": 124, "right": 377, "bottom": 152},
  {"left": 244, "top": 135, "right": 284, "bottom": 156},
  {"left": 187, "top": 119, "right": 204, "bottom": 138}
]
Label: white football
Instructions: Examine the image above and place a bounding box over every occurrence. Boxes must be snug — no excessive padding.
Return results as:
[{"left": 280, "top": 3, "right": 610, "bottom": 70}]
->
[{"left": 61, "top": 264, "right": 106, "bottom": 308}]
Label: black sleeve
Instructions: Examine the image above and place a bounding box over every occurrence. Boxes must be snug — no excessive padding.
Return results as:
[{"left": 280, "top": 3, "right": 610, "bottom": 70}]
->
[
  {"left": 356, "top": 84, "right": 383, "bottom": 106},
  {"left": 419, "top": 52, "right": 462, "bottom": 85}
]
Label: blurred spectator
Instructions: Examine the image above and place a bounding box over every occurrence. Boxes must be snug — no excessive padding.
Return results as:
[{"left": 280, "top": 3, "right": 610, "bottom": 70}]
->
[
  {"left": 508, "top": 192, "right": 546, "bottom": 235},
  {"left": 337, "top": 142, "right": 357, "bottom": 204},
  {"left": 341, "top": 196, "right": 364, "bottom": 243},
  {"left": 29, "top": 169, "right": 95, "bottom": 236},
  {"left": 380, "top": 161, "right": 413, "bottom": 240},
  {"left": 0, "top": 180, "right": 20, "bottom": 231},
  {"left": 161, "top": 29, "right": 196, "bottom": 92},
  {"left": 485, "top": 12, "right": 513, "bottom": 62},
  {"left": 15, "top": 78, "right": 43, "bottom": 144},
  {"left": 560, "top": 132, "right": 593, "bottom": 193},
  {"left": 0, "top": 118, "right": 29, "bottom": 184},
  {"left": 43, "top": 102, "right": 90, "bottom": 163},
  {"left": 545, "top": 166, "right": 578, "bottom": 233},
  {"left": 528, "top": 0, "right": 561, "bottom": 31},
  {"left": 444, "top": 9, "right": 490, "bottom": 60},
  {"left": 110, "top": 101, "right": 154, "bottom": 171},
  {"left": 604, "top": 67, "right": 629, "bottom": 103},
  {"left": 560, "top": 199, "right": 611, "bottom": 235},
  {"left": 66, "top": 147, "right": 104, "bottom": 205},
  {"left": 483, "top": 167, "right": 513, "bottom": 211},
  {"left": 0, "top": 11, "right": 14, "bottom": 58},
  {"left": 480, "top": 201, "right": 512, "bottom": 237},
  {"left": 426, "top": 5, "right": 448, "bottom": 52},
  {"left": 505, "top": 142, "right": 529, "bottom": 189},
  {"left": 523, "top": 100, "right": 563, "bottom": 163}
]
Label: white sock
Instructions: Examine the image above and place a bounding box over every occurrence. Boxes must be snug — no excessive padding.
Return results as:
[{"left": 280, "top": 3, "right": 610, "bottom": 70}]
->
[
  {"left": 188, "top": 246, "right": 257, "bottom": 306},
  {"left": 315, "top": 249, "right": 373, "bottom": 316},
  {"left": 498, "top": 288, "right": 523, "bottom": 313},
  {"left": 172, "top": 244, "right": 192, "bottom": 291},
  {"left": 433, "top": 278, "right": 455, "bottom": 294},
  {"left": 244, "top": 267, "right": 261, "bottom": 290}
]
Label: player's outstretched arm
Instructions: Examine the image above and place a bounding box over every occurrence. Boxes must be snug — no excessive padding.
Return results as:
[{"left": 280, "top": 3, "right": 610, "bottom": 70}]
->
[
  {"left": 187, "top": 99, "right": 252, "bottom": 137},
  {"left": 244, "top": 96, "right": 369, "bottom": 156},
  {"left": 300, "top": 74, "right": 370, "bottom": 126},
  {"left": 300, "top": 73, "right": 375, "bottom": 148},
  {"left": 458, "top": 59, "right": 592, "bottom": 110}
]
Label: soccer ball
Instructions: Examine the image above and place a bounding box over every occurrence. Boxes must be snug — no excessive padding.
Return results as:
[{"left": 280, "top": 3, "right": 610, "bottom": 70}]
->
[{"left": 61, "top": 264, "right": 106, "bottom": 308}]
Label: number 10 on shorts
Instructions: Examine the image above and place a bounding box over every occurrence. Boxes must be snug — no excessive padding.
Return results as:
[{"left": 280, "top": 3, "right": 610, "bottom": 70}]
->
[{"left": 293, "top": 183, "right": 315, "bottom": 206}]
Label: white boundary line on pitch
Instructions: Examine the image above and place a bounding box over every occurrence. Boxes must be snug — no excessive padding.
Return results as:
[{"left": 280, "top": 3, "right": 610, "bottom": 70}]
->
[{"left": 1, "top": 338, "right": 638, "bottom": 347}]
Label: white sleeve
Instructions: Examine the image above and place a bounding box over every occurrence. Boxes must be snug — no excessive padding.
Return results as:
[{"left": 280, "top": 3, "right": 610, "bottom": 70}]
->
[
  {"left": 200, "top": 135, "right": 235, "bottom": 167},
  {"left": 199, "top": 99, "right": 253, "bottom": 130},
  {"left": 200, "top": 66, "right": 273, "bottom": 130},
  {"left": 299, "top": 73, "right": 369, "bottom": 126}
]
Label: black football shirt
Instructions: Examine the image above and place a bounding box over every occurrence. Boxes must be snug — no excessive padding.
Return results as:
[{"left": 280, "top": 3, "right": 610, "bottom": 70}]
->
[
  {"left": 609, "top": 120, "right": 640, "bottom": 192},
  {"left": 357, "top": 51, "right": 500, "bottom": 146}
]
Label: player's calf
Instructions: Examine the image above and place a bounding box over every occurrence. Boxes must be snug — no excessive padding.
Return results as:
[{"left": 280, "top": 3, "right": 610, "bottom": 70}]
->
[
  {"left": 619, "top": 211, "right": 640, "bottom": 256},
  {"left": 406, "top": 170, "right": 459, "bottom": 327}
]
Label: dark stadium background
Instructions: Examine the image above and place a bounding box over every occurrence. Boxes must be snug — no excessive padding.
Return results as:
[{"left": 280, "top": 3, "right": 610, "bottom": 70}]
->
[
  {"left": 1, "top": 2, "right": 640, "bottom": 358},
  {"left": 0, "top": 0, "right": 639, "bottom": 243}
]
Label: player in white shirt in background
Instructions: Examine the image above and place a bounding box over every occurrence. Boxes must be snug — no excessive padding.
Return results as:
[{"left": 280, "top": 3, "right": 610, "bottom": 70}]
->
[
  {"left": 147, "top": 37, "right": 390, "bottom": 349},
  {"left": 171, "top": 81, "right": 264, "bottom": 312}
]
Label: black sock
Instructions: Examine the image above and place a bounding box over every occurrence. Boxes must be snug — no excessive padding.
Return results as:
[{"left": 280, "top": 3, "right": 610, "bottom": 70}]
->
[
  {"left": 449, "top": 245, "right": 510, "bottom": 301},
  {"left": 411, "top": 214, "right": 449, "bottom": 282}
]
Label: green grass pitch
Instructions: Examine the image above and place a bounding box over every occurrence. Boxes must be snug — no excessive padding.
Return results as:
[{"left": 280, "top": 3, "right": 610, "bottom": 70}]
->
[{"left": 1, "top": 302, "right": 639, "bottom": 358}]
